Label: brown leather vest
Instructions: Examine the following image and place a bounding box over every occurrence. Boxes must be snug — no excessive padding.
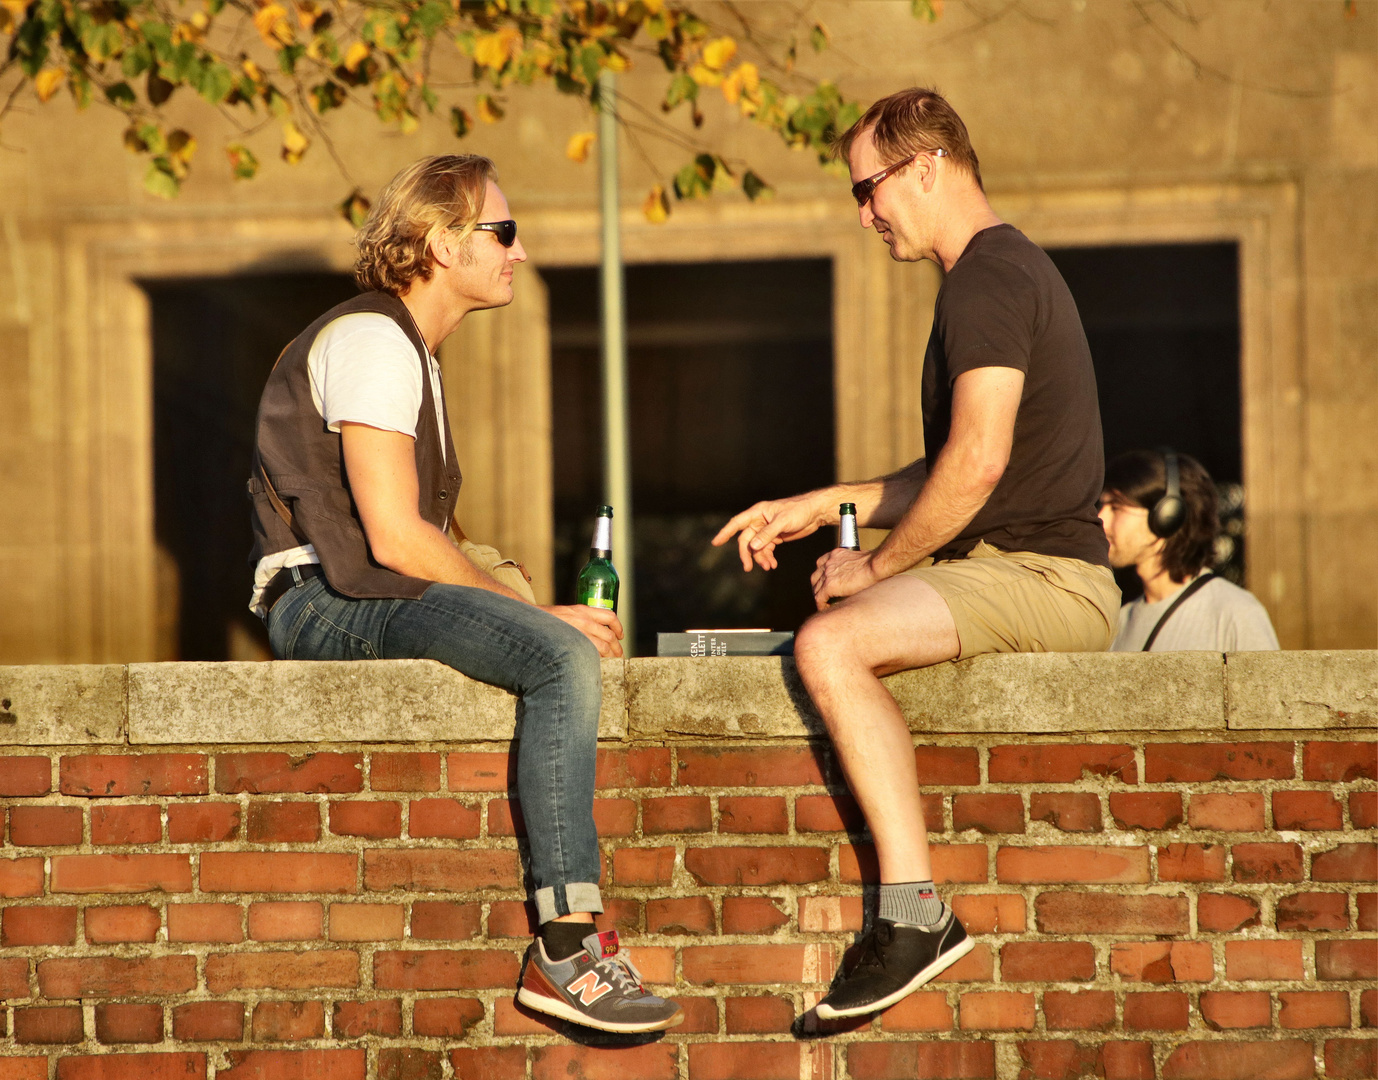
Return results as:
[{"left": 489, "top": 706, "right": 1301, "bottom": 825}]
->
[{"left": 247, "top": 291, "right": 461, "bottom": 599}]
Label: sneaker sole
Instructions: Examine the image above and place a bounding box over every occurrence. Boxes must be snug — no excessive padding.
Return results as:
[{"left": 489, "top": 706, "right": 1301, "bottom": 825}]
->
[
  {"left": 814, "top": 934, "right": 975, "bottom": 1019},
  {"left": 516, "top": 987, "right": 684, "bottom": 1033}
]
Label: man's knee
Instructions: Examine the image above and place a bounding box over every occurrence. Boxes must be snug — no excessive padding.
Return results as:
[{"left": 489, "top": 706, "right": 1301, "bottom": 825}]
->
[{"left": 793, "top": 613, "right": 854, "bottom": 683}]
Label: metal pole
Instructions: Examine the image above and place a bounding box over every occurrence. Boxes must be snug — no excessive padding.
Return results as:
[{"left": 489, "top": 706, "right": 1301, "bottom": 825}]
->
[{"left": 598, "top": 69, "right": 634, "bottom": 653}]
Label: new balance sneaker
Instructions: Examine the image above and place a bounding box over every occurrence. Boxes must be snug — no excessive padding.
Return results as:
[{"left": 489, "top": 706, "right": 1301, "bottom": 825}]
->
[
  {"left": 517, "top": 929, "right": 684, "bottom": 1033},
  {"left": 814, "top": 909, "right": 973, "bottom": 1019}
]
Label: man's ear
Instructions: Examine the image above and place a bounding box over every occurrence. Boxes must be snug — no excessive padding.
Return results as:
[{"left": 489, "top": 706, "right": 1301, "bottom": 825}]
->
[{"left": 429, "top": 228, "right": 460, "bottom": 271}]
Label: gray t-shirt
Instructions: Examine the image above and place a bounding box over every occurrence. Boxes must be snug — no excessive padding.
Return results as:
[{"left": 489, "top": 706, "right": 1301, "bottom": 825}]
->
[{"left": 1111, "top": 574, "right": 1280, "bottom": 652}]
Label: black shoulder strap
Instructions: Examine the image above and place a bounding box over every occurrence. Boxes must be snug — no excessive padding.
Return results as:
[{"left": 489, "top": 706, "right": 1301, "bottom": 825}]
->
[{"left": 1141, "top": 573, "right": 1215, "bottom": 652}]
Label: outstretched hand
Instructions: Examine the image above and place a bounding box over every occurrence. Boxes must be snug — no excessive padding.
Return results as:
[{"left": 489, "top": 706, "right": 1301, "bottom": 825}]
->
[
  {"left": 811, "top": 548, "right": 881, "bottom": 610},
  {"left": 712, "top": 495, "right": 828, "bottom": 572},
  {"left": 543, "top": 605, "right": 625, "bottom": 658}
]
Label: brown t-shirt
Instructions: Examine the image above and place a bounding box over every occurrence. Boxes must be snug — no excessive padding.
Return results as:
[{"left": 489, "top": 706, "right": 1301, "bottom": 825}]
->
[{"left": 922, "top": 224, "right": 1110, "bottom": 567}]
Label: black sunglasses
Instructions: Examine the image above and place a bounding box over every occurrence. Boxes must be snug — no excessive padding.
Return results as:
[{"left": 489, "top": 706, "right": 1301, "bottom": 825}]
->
[
  {"left": 471, "top": 219, "right": 518, "bottom": 247},
  {"left": 850, "top": 148, "right": 946, "bottom": 207}
]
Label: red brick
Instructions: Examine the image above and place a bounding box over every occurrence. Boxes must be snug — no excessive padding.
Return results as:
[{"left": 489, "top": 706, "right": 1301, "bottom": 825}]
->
[
  {"left": 1317, "top": 940, "right": 1378, "bottom": 981},
  {"left": 1326, "top": 1039, "right": 1378, "bottom": 1080},
  {"left": 374, "top": 949, "right": 519, "bottom": 990},
  {"left": 450, "top": 1047, "right": 526, "bottom": 1080},
  {"left": 55, "top": 1054, "right": 209, "bottom": 1080},
  {"left": 486, "top": 799, "right": 523, "bottom": 836},
  {"left": 1226, "top": 939, "right": 1304, "bottom": 981},
  {"left": 1112, "top": 942, "right": 1213, "bottom": 983},
  {"left": 363, "top": 849, "right": 520, "bottom": 891},
  {"left": 0, "top": 1060, "right": 45, "bottom": 1080},
  {"left": 1199, "top": 990, "right": 1269, "bottom": 1029},
  {"left": 1187, "top": 792, "right": 1265, "bottom": 831},
  {"left": 14, "top": 1005, "right": 84, "bottom": 1043},
  {"left": 610, "top": 846, "right": 673, "bottom": 886},
  {"left": 642, "top": 795, "right": 711, "bottom": 834},
  {"left": 847, "top": 1042, "right": 996, "bottom": 1080},
  {"left": 61, "top": 754, "right": 207, "bottom": 797},
  {"left": 1353, "top": 791, "right": 1378, "bottom": 829},
  {"left": 90, "top": 804, "right": 161, "bottom": 846},
  {"left": 1043, "top": 990, "right": 1115, "bottom": 1031},
  {"left": 1157, "top": 843, "right": 1227, "bottom": 882},
  {"left": 1123, "top": 992, "right": 1189, "bottom": 1030},
  {"left": 38, "top": 956, "right": 196, "bottom": 997},
  {"left": 370, "top": 752, "right": 440, "bottom": 792},
  {"left": 1017, "top": 1041, "right": 1154, "bottom": 1080},
  {"left": 50, "top": 854, "right": 191, "bottom": 894},
  {"left": 954, "top": 793, "right": 1024, "bottom": 834},
  {"left": 378, "top": 1049, "right": 443, "bottom": 1080},
  {"left": 202, "top": 852, "right": 356, "bottom": 893},
  {"left": 1161, "top": 1040, "right": 1314, "bottom": 1079},
  {"left": 166, "top": 802, "right": 239, "bottom": 843},
  {"left": 959, "top": 991, "right": 1035, "bottom": 1031},
  {"left": 989, "top": 744, "right": 1135, "bottom": 784},
  {"left": 842, "top": 843, "right": 988, "bottom": 884},
  {"left": 217, "top": 1050, "right": 365, "bottom": 1080},
  {"left": 0, "top": 757, "right": 51, "bottom": 796},
  {"left": 1279, "top": 991, "right": 1351, "bottom": 1029},
  {"left": 172, "top": 1001, "right": 243, "bottom": 1041},
  {"left": 9, "top": 805, "right": 82, "bottom": 846},
  {"left": 1232, "top": 842, "right": 1304, "bottom": 882},
  {"left": 330, "top": 903, "right": 403, "bottom": 941},
  {"left": 677, "top": 746, "right": 823, "bottom": 788},
  {"left": 445, "top": 752, "right": 514, "bottom": 792},
  {"left": 0, "top": 956, "right": 30, "bottom": 996},
  {"left": 682, "top": 944, "right": 827, "bottom": 986},
  {"left": 411, "top": 901, "right": 481, "bottom": 941},
  {"left": 0, "top": 857, "right": 45, "bottom": 897},
  {"left": 1037, "top": 892, "right": 1187, "bottom": 935},
  {"left": 532, "top": 1044, "right": 677, "bottom": 1080},
  {"left": 1146, "top": 741, "right": 1293, "bottom": 782},
  {"left": 1304, "top": 741, "right": 1378, "bottom": 781},
  {"left": 95, "top": 1002, "right": 164, "bottom": 1044},
  {"left": 492, "top": 998, "right": 557, "bottom": 1036},
  {"left": 1315, "top": 843, "right": 1378, "bottom": 882},
  {"left": 647, "top": 896, "right": 714, "bottom": 936},
  {"left": 1362, "top": 988, "right": 1377, "bottom": 1028},
  {"left": 407, "top": 799, "right": 480, "bottom": 839},
  {"left": 216, "top": 752, "right": 362, "bottom": 794},
  {"left": 3, "top": 905, "right": 77, "bottom": 946},
  {"left": 167, "top": 902, "right": 242, "bottom": 943},
  {"left": 722, "top": 896, "right": 788, "bottom": 934},
  {"left": 1360, "top": 893, "right": 1378, "bottom": 932},
  {"left": 413, "top": 997, "right": 484, "bottom": 1037},
  {"left": 674, "top": 997, "right": 720, "bottom": 1034},
  {"left": 248, "top": 901, "right": 323, "bottom": 941},
  {"left": 623, "top": 945, "right": 675, "bottom": 985},
  {"left": 798, "top": 895, "right": 863, "bottom": 933},
  {"left": 486, "top": 900, "right": 537, "bottom": 938},
  {"left": 245, "top": 801, "right": 320, "bottom": 843},
  {"left": 329, "top": 801, "right": 401, "bottom": 838},
  {"left": 1109, "top": 791, "right": 1183, "bottom": 830},
  {"left": 1001, "top": 942, "right": 1095, "bottom": 982},
  {"left": 912, "top": 745, "right": 981, "bottom": 785},
  {"left": 85, "top": 904, "right": 160, "bottom": 943},
  {"left": 1277, "top": 891, "right": 1349, "bottom": 931},
  {"left": 878, "top": 991, "right": 954, "bottom": 1032},
  {"left": 692, "top": 1044, "right": 826, "bottom": 1080},
  {"left": 1274, "top": 790, "right": 1345, "bottom": 830},
  {"left": 1196, "top": 893, "right": 1260, "bottom": 932},
  {"left": 1030, "top": 792, "right": 1103, "bottom": 832},
  {"left": 951, "top": 893, "right": 1026, "bottom": 933},
  {"left": 719, "top": 796, "right": 788, "bottom": 834},
  {"left": 593, "top": 798, "right": 637, "bottom": 836},
  {"left": 598, "top": 747, "right": 673, "bottom": 788},
  {"left": 686, "top": 846, "right": 829, "bottom": 886},
  {"left": 206, "top": 951, "right": 359, "bottom": 993},
  {"left": 795, "top": 792, "right": 863, "bottom": 832},
  {"left": 252, "top": 1000, "right": 324, "bottom": 1041},
  {"left": 998, "top": 845, "right": 1148, "bottom": 884},
  {"left": 725, "top": 995, "right": 795, "bottom": 1034}
]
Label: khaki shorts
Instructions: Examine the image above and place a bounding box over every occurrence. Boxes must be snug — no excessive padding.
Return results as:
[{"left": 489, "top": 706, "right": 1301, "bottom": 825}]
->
[{"left": 903, "top": 540, "right": 1120, "bottom": 660}]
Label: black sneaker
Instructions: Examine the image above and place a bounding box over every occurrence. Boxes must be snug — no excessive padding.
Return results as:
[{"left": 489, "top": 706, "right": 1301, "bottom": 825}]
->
[
  {"left": 814, "top": 910, "right": 973, "bottom": 1019},
  {"left": 517, "top": 929, "right": 684, "bottom": 1033}
]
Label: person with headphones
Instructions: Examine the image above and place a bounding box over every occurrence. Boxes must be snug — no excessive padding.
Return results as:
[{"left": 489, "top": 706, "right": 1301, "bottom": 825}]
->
[{"left": 1099, "top": 449, "right": 1279, "bottom": 652}]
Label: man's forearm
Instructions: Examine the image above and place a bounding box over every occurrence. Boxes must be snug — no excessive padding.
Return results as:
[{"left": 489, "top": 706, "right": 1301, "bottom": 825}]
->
[
  {"left": 372, "top": 520, "right": 527, "bottom": 601},
  {"left": 869, "top": 450, "right": 998, "bottom": 578}
]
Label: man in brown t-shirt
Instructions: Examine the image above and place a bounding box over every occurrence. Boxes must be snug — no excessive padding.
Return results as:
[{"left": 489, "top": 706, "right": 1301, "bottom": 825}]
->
[{"left": 714, "top": 87, "right": 1119, "bottom": 1022}]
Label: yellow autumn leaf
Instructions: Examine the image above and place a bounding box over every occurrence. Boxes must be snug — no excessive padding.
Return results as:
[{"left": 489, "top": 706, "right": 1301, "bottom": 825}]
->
[
  {"left": 473, "top": 27, "right": 521, "bottom": 70},
  {"left": 689, "top": 63, "right": 721, "bottom": 87},
  {"left": 281, "top": 121, "right": 309, "bottom": 164},
  {"left": 701, "top": 36, "right": 737, "bottom": 71},
  {"left": 566, "top": 131, "right": 596, "bottom": 164},
  {"left": 242, "top": 58, "right": 264, "bottom": 83},
  {"left": 642, "top": 0, "right": 663, "bottom": 11},
  {"left": 0, "top": 8, "right": 11, "bottom": 35},
  {"left": 33, "top": 68, "right": 65, "bottom": 103},
  {"left": 642, "top": 184, "right": 669, "bottom": 224},
  {"left": 477, "top": 94, "right": 504, "bottom": 123},
  {"left": 253, "top": 2, "right": 293, "bottom": 47},
  {"left": 604, "top": 51, "right": 629, "bottom": 73},
  {"left": 343, "top": 40, "right": 370, "bottom": 73},
  {"left": 722, "top": 61, "right": 761, "bottom": 108}
]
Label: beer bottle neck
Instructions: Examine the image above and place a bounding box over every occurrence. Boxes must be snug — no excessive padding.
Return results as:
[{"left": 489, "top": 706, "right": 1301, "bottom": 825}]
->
[{"left": 591, "top": 515, "right": 613, "bottom": 555}]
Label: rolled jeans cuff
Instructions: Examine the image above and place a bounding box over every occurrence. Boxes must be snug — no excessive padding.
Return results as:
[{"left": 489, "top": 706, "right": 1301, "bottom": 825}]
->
[{"left": 535, "top": 883, "right": 604, "bottom": 925}]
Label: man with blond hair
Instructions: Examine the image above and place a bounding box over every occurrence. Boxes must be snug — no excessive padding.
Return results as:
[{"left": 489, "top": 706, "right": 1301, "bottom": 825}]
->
[
  {"left": 247, "top": 155, "right": 681, "bottom": 1034},
  {"left": 716, "top": 89, "right": 1119, "bottom": 1020}
]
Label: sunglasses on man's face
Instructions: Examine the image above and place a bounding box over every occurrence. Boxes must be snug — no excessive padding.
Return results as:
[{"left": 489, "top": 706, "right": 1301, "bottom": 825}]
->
[
  {"left": 471, "top": 219, "right": 518, "bottom": 247},
  {"left": 850, "top": 148, "right": 946, "bottom": 207}
]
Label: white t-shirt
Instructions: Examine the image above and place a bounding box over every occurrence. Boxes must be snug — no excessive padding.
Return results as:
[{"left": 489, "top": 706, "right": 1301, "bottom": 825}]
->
[
  {"left": 1110, "top": 573, "right": 1280, "bottom": 652},
  {"left": 249, "top": 313, "right": 446, "bottom": 616}
]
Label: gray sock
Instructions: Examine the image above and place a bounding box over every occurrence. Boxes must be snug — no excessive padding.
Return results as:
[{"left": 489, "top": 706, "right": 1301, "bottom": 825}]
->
[{"left": 879, "top": 880, "right": 945, "bottom": 929}]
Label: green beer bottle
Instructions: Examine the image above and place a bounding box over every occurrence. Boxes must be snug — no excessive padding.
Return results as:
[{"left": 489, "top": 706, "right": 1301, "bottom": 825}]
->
[
  {"left": 576, "top": 505, "right": 619, "bottom": 611},
  {"left": 838, "top": 503, "right": 860, "bottom": 551}
]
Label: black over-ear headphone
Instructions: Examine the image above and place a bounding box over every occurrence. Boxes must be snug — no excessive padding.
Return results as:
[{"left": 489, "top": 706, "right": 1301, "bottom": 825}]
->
[{"left": 1148, "top": 448, "right": 1186, "bottom": 538}]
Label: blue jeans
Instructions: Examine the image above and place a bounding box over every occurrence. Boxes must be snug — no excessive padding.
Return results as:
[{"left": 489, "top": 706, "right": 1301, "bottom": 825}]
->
[{"left": 267, "top": 570, "right": 603, "bottom": 923}]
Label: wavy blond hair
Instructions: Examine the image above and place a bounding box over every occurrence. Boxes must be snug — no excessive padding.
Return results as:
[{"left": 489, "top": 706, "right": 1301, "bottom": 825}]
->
[{"left": 354, "top": 155, "right": 497, "bottom": 296}]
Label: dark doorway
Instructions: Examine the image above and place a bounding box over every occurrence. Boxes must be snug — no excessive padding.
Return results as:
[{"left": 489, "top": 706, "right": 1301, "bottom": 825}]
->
[
  {"left": 144, "top": 272, "right": 359, "bottom": 660},
  {"left": 1046, "top": 243, "right": 1242, "bottom": 599},
  {"left": 545, "top": 260, "right": 835, "bottom": 655}
]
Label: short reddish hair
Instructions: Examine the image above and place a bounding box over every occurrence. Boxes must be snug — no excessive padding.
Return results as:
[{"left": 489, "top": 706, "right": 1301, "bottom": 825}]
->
[{"left": 835, "top": 87, "right": 982, "bottom": 190}]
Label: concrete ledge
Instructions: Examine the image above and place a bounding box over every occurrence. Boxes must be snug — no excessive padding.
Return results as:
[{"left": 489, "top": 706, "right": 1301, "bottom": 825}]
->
[
  {"left": 1226, "top": 650, "right": 1378, "bottom": 729},
  {"left": 0, "top": 665, "right": 126, "bottom": 745}
]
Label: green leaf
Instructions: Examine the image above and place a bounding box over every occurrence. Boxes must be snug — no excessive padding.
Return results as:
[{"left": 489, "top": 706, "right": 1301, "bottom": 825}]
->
[
  {"left": 277, "top": 43, "right": 305, "bottom": 76},
  {"left": 226, "top": 142, "right": 259, "bottom": 180},
  {"left": 911, "top": 0, "right": 942, "bottom": 23},
  {"left": 311, "top": 80, "right": 345, "bottom": 113},
  {"left": 663, "top": 71, "right": 696, "bottom": 110},
  {"left": 449, "top": 106, "right": 472, "bottom": 138},
  {"left": 81, "top": 19, "right": 124, "bottom": 62},
  {"left": 810, "top": 22, "right": 830, "bottom": 52},
  {"left": 413, "top": 1, "right": 450, "bottom": 37},
  {"left": 742, "top": 170, "right": 774, "bottom": 201},
  {"left": 140, "top": 20, "right": 172, "bottom": 62},
  {"left": 339, "top": 188, "right": 371, "bottom": 227},
  {"left": 105, "top": 81, "right": 137, "bottom": 107},
  {"left": 143, "top": 159, "right": 180, "bottom": 199},
  {"left": 147, "top": 70, "right": 174, "bottom": 106},
  {"left": 121, "top": 43, "right": 151, "bottom": 78},
  {"left": 15, "top": 18, "right": 50, "bottom": 77}
]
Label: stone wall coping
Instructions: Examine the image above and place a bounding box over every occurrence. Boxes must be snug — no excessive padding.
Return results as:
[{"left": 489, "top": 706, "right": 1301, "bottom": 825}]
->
[{"left": 1, "top": 651, "right": 1374, "bottom": 746}]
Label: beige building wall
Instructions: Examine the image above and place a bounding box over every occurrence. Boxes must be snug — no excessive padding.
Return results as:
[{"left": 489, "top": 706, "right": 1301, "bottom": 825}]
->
[{"left": 1, "top": 1, "right": 1374, "bottom": 659}]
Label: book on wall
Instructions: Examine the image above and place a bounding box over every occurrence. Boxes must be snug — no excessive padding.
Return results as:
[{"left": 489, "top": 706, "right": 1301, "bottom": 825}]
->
[{"left": 656, "top": 629, "right": 795, "bottom": 657}]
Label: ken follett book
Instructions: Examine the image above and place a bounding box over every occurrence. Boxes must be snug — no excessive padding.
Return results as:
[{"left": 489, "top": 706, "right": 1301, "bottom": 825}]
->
[{"left": 656, "top": 629, "right": 795, "bottom": 657}]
